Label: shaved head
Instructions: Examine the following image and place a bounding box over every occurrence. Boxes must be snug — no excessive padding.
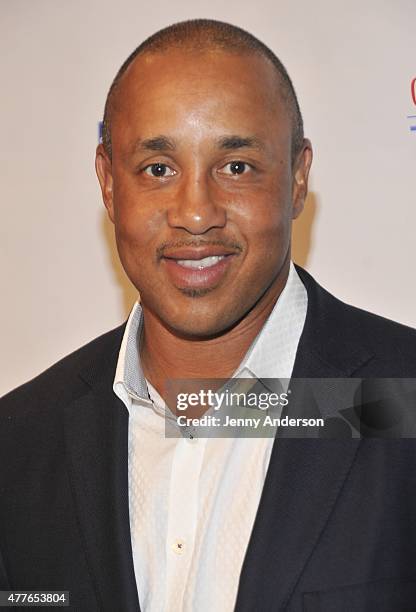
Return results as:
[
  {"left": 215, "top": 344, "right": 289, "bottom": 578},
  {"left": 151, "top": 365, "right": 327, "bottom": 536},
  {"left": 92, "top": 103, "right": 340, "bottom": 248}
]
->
[{"left": 101, "top": 19, "right": 304, "bottom": 163}]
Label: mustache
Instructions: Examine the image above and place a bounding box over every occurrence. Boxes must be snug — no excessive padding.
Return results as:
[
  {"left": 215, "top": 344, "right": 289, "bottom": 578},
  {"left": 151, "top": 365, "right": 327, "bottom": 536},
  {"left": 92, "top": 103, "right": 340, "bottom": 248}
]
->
[{"left": 156, "top": 239, "right": 243, "bottom": 259}]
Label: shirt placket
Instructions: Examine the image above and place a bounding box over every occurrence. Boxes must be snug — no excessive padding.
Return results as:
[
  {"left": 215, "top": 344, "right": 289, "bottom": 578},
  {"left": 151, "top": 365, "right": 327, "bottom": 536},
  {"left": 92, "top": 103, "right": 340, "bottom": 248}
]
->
[{"left": 164, "top": 434, "right": 207, "bottom": 612}]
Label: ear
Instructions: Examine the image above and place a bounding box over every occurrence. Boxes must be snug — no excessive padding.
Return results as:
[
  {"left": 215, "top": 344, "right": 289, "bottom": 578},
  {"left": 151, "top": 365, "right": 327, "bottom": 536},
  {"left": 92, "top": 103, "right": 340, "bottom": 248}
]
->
[
  {"left": 292, "top": 139, "right": 313, "bottom": 220},
  {"left": 95, "top": 144, "right": 115, "bottom": 223}
]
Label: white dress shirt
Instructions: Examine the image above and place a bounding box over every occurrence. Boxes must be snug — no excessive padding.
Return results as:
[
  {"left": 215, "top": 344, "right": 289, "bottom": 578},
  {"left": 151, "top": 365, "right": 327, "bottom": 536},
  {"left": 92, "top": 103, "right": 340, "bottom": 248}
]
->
[{"left": 113, "top": 262, "right": 308, "bottom": 611}]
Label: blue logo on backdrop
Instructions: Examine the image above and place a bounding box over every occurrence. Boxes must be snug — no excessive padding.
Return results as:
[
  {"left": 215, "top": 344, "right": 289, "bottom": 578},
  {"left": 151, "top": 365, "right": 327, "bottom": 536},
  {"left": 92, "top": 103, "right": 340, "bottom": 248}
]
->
[{"left": 98, "top": 121, "right": 103, "bottom": 143}]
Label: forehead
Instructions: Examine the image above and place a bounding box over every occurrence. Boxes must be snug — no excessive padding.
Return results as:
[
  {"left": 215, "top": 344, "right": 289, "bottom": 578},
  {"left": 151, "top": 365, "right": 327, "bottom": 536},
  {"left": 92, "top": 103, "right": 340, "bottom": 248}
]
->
[{"left": 110, "top": 49, "right": 290, "bottom": 149}]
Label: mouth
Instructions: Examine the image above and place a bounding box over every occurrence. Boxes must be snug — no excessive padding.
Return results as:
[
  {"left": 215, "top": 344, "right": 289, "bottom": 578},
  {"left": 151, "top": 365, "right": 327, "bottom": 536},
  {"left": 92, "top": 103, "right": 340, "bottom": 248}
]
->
[
  {"left": 174, "top": 255, "right": 228, "bottom": 270},
  {"left": 160, "top": 247, "right": 239, "bottom": 291}
]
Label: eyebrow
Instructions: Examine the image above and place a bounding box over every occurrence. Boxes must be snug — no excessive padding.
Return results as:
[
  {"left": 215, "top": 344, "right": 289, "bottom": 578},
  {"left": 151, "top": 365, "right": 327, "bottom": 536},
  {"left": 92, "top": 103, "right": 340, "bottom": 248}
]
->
[
  {"left": 130, "top": 133, "right": 264, "bottom": 155},
  {"left": 133, "top": 135, "right": 176, "bottom": 152},
  {"left": 216, "top": 135, "right": 264, "bottom": 151}
]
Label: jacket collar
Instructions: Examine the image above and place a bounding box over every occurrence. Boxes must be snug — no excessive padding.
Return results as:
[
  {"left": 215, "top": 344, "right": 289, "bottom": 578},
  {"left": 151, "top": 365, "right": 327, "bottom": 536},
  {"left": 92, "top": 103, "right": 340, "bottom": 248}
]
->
[
  {"left": 64, "top": 323, "right": 140, "bottom": 611},
  {"left": 235, "top": 266, "right": 370, "bottom": 610},
  {"left": 293, "top": 265, "right": 374, "bottom": 378}
]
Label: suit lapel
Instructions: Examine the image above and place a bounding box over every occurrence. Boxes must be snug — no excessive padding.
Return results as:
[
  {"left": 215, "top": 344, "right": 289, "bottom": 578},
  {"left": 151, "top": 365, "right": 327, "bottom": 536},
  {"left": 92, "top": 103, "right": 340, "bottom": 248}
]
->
[
  {"left": 234, "top": 366, "right": 361, "bottom": 611},
  {"left": 63, "top": 329, "right": 140, "bottom": 612},
  {"left": 235, "top": 268, "right": 372, "bottom": 611}
]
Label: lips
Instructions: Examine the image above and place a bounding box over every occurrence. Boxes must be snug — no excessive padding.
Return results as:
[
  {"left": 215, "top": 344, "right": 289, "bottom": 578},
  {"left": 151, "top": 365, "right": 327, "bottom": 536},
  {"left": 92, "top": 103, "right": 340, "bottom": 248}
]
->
[{"left": 160, "top": 246, "right": 239, "bottom": 290}]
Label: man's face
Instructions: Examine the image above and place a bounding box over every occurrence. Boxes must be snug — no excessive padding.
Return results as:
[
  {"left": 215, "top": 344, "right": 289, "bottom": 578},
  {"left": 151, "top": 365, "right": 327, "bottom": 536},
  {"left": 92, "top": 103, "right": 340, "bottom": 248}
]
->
[{"left": 96, "top": 49, "right": 312, "bottom": 337}]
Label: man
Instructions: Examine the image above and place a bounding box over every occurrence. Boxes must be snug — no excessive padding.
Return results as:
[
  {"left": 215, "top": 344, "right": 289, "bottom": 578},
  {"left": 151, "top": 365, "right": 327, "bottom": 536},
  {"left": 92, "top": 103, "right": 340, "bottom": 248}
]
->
[{"left": 1, "top": 18, "right": 416, "bottom": 612}]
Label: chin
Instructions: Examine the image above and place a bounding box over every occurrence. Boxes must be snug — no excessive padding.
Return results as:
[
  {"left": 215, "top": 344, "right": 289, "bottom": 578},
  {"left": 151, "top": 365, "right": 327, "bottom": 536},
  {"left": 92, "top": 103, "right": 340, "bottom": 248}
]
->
[
  {"left": 165, "top": 318, "right": 229, "bottom": 340},
  {"left": 161, "top": 305, "right": 240, "bottom": 340},
  {"left": 143, "top": 288, "right": 249, "bottom": 339}
]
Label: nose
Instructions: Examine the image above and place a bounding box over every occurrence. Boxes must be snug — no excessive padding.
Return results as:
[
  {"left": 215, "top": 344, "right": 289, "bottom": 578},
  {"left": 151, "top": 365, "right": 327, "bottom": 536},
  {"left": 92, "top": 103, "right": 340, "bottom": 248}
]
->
[{"left": 167, "top": 170, "right": 226, "bottom": 234}]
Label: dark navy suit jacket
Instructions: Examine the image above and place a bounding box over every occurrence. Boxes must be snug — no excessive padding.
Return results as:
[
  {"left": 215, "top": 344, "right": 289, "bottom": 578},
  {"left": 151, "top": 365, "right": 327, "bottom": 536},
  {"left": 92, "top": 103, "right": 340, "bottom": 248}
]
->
[{"left": 1, "top": 267, "right": 416, "bottom": 611}]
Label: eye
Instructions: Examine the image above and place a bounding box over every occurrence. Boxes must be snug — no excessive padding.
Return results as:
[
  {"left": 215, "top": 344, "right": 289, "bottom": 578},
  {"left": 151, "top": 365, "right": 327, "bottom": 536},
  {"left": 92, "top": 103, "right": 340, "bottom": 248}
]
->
[
  {"left": 142, "top": 163, "right": 176, "bottom": 178},
  {"left": 219, "top": 161, "right": 251, "bottom": 176}
]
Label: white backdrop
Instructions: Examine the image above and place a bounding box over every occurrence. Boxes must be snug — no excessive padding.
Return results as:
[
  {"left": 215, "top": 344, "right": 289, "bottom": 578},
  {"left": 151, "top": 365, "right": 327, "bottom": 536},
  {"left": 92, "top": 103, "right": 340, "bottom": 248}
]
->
[{"left": 1, "top": 0, "right": 415, "bottom": 396}]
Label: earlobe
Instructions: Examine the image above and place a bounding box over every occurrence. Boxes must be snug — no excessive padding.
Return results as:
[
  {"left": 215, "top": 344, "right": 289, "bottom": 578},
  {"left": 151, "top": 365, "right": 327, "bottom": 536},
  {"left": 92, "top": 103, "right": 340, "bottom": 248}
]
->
[{"left": 95, "top": 144, "right": 115, "bottom": 223}]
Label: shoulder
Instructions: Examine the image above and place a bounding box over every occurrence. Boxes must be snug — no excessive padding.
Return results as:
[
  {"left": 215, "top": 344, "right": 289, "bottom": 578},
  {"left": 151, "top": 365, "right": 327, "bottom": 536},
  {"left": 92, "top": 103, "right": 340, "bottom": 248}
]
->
[
  {"left": 331, "top": 295, "right": 416, "bottom": 371},
  {"left": 296, "top": 265, "right": 416, "bottom": 376},
  {"left": 0, "top": 322, "right": 126, "bottom": 415}
]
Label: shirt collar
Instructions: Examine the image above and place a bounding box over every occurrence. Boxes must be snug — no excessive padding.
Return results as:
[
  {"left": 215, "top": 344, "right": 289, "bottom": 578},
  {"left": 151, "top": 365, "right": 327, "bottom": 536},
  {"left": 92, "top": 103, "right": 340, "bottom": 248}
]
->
[
  {"left": 113, "top": 301, "right": 147, "bottom": 407},
  {"left": 113, "top": 261, "right": 307, "bottom": 408},
  {"left": 235, "top": 261, "right": 307, "bottom": 380}
]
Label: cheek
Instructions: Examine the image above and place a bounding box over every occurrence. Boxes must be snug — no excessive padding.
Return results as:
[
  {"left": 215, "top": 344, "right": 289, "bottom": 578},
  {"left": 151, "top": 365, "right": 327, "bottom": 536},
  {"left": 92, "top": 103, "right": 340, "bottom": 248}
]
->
[
  {"left": 249, "top": 216, "right": 290, "bottom": 274},
  {"left": 115, "top": 209, "right": 161, "bottom": 244},
  {"left": 115, "top": 212, "right": 148, "bottom": 254},
  {"left": 232, "top": 193, "right": 292, "bottom": 254},
  {"left": 113, "top": 201, "right": 165, "bottom": 287},
  {"left": 112, "top": 179, "right": 164, "bottom": 251},
  {"left": 112, "top": 170, "right": 160, "bottom": 238}
]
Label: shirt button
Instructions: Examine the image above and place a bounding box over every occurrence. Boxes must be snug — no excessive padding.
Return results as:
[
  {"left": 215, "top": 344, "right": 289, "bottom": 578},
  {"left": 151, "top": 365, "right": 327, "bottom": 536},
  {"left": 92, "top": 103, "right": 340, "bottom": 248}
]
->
[{"left": 172, "top": 540, "right": 185, "bottom": 555}]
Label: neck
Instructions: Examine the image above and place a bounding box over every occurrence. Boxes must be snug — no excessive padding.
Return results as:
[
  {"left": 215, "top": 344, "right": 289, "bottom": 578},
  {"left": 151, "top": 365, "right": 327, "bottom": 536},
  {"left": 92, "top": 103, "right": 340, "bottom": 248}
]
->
[{"left": 140, "top": 264, "right": 290, "bottom": 400}]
